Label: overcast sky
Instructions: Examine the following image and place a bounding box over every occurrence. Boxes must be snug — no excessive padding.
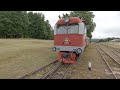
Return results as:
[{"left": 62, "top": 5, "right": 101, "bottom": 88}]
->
[{"left": 33, "top": 11, "right": 120, "bottom": 39}]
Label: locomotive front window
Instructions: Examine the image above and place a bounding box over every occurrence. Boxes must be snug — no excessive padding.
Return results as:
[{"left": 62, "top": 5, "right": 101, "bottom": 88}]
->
[
  {"left": 57, "top": 24, "right": 79, "bottom": 34},
  {"left": 68, "top": 25, "right": 79, "bottom": 34},
  {"left": 57, "top": 26, "right": 68, "bottom": 34}
]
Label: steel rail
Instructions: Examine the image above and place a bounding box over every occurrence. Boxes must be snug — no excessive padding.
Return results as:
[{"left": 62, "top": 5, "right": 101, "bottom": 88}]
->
[
  {"left": 19, "top": 60, "right": 58, "bottom": 79},
  {"left": 95, "top": 44, "right": 117, "bottom": 79}
]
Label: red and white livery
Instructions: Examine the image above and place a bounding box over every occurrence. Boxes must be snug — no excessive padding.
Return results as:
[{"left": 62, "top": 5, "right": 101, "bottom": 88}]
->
[{"left": 52, "top": 17, "right": 89, "bottom": 64}]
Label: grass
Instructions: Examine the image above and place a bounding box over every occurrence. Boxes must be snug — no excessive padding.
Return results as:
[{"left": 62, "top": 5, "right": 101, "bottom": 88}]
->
[
  {"left": 0, "top": 39, "right": 57, "bottom": 79},
  {"left": 70, "top": 43, "right": 108, "bottom": 79}
]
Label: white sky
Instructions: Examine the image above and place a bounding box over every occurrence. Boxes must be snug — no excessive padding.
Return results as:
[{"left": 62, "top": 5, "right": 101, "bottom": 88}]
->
[{"left": 33, "top": 11, "right": 120, "bottom": 39}]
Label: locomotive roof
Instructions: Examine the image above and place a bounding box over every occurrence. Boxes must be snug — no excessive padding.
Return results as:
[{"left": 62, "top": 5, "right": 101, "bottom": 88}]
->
[{"left": 56, "top": 17, "right": 82, "bottom": 25}]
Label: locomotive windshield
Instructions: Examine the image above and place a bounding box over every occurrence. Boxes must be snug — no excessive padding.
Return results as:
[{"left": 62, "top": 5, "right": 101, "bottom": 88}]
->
[{"left": 57, "top": 24, "right": 79, "bottom": 34}]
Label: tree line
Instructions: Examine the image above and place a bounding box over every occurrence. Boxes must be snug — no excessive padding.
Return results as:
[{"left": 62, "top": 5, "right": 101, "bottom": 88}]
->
[
  {"left": 0, "top": 11, "right": 53, "bottom": 40},
  {"left": 98, "top": 37, "right": 120, "bottom": 42}
]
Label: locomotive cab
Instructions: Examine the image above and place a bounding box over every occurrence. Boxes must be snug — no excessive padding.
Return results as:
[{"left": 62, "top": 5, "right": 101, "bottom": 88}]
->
[{"left": 52, "top": 17, "right": 88, "bottom": 64}]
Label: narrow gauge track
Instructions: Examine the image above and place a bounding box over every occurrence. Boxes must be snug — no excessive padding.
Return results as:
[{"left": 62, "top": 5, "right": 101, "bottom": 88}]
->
[
  {"left": 40, "top": 63, "right": 72, "bottom": 79},
  {"left": 102, "top": 43, "right": 120, "bottom": 52},
  {"left": 19, "top": 60, "right": 58, "bottom": 79},
  {"left": 95, "top": 44, "right": 120, "bottom": 79},
  {"left": 101, "top": 44, "right": 120, "bottom": 58}
]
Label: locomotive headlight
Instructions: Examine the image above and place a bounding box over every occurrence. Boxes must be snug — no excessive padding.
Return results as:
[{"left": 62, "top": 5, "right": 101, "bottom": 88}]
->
[
  {"left": 64, "top": 17, "right": 70, "bottom": 23},
  {"left": 77, "top": 48, "right": 82, "bottom": 53},
  {"left": 52, "top": 47, "right": 56, "bottom": 52}
]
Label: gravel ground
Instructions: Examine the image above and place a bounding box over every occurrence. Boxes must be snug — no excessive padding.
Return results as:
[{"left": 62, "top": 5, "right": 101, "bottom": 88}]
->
[
  {"left": 67, "top": 43, "right": 113, "bottom": 79},
  {"left": 99, "top": 44, "right": 120, "bottom": 79},
  {"left": 1, "top": 39, "right": 119, "bottom": 79},
  {"left": 104, "top": 42, "right": 120, "bottom": 49}
]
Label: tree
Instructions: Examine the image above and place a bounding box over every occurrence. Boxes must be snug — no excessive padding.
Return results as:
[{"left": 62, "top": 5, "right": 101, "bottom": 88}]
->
[
  {"left": 0, "top": 11, "right": 53, "bottom": 40},
  {"left": 0, "top": 11, "right": 30, "bottom": 38},
  {"left": 58, "top": 11, "right": 96, "bottom": 39},
  {"left": 58, "top": 15, "right": 61, "bottom": 19},
  {"left": 28, "top": 12, "right": 53, "bottom": 39},
  {"left": 99, "top": 39, "right": 104, "bottom": 42},
  {"left": 11, "top": 11, "right": 30, "bottom": 38},
  {"left": 44, "top": 20, "right": 54, "bottom": 40}
]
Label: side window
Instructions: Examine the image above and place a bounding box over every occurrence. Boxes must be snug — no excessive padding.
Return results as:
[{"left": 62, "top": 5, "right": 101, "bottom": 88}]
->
[
  {"left": 79, "top": 23, "right": 84, "bottom": 34},
  {"left": 54, "top": 25, "right": 57, "bottom": 35},
  {"left": 84, "top": 26, "right": 87, "bottom": 36}
]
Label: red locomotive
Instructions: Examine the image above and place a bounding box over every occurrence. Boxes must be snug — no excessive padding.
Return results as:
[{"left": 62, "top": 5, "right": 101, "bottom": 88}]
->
[{"left": 52, "top": 16, "right": 89, "bottom": 64}]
